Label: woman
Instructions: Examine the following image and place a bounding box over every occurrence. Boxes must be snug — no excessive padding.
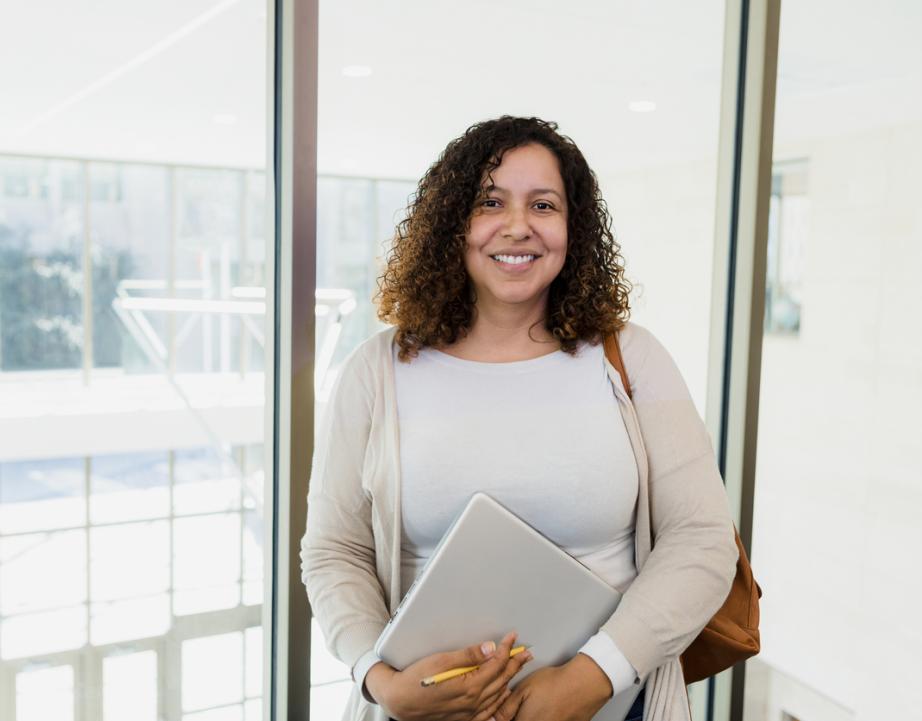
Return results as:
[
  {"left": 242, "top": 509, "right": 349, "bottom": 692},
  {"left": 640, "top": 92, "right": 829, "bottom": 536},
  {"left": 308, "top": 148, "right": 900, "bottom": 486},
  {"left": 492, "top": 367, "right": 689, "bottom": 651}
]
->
[{"left": 301, "top": 116, "right": 738, "bottom": 721}]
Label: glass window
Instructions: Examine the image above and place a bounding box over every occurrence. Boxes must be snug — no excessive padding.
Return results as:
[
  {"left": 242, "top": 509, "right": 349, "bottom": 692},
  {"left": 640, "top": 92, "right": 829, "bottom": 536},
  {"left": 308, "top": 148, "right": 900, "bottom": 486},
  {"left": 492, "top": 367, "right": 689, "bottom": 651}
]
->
[
  {"left": 16, "top": 665, "right": 74, "bottom": 721},
  {"left": 90, "top": 163, "right": 170, "bottom": 373},
  {"left": 173, "top": 447, "right": 241, "bottom": 516},
  {"left": 1, "top": 530, "right": 87, "bottom": 617},
  {"left": 90, "top": 521, "right": 170, "bottom": 644},
  {"left": 90, "top": 452, "right": 170, "bottom": 523},
  {"left": 182, "top": 632, "right": 244, "bottom": 713},
  {"left": 2, "top": 607, "right": 87, "bottom": 661},
  {"left": 744, "top": 2, "right": 922, "bottom": 720},
  {"left": 0, "top": 1, "right": 271, "bottom": 718},
  {"left": 765, "top": 161, "right": 808, "bottom": 335},
  {"left": 0, "top": 158, "right": 84, "bottom": 372},
  {"left": 173, "top": 514, "right": 241, "bottom": 615},
  {"left": 0, "top": 458, "right": 85, "bottom": 534},
  {"left": 103, "top": 651, "right": 158, "bottom": 721}
]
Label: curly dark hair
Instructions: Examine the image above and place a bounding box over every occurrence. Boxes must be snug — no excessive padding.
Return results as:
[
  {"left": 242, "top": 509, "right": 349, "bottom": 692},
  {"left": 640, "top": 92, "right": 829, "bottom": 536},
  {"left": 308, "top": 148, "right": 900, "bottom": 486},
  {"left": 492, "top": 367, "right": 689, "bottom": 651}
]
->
[{"left": 376, "top": 116, "right": 631, "bottom": 361}]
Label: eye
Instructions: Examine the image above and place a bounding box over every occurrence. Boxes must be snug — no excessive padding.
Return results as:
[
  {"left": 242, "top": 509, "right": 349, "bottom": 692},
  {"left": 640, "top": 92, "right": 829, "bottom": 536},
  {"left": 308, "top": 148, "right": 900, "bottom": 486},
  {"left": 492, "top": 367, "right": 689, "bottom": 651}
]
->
[
  {"left": 480, "top": 198, "right": 501, "bottom": 208},
  {"left": 533, "top": 201, "right": 555, "bottom": 211}
]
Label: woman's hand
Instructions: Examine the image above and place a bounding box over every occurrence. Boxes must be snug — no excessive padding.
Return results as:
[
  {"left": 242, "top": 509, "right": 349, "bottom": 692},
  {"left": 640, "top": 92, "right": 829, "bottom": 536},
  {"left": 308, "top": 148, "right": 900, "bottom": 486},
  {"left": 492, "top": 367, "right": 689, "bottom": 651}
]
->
[
  {"left": 492, "top": 653, "right": 612, "bottom": 721},
  {"left": 365, "top": 631, "right": 533, "bottom": 721}
]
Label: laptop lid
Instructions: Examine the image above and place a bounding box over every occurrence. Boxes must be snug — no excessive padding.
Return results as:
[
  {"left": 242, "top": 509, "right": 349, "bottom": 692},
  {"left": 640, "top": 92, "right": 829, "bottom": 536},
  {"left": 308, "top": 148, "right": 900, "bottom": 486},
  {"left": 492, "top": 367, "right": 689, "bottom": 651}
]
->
[{"left": 374, "top": 492, "right": 642, "bottom": 720}]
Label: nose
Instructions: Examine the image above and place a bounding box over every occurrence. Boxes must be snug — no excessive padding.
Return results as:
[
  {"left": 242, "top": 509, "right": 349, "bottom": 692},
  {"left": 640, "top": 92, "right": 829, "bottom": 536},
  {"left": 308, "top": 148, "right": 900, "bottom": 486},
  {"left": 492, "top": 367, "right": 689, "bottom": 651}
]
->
[{"left": 501, "top": 205, "right": 531, "bottom": 240}]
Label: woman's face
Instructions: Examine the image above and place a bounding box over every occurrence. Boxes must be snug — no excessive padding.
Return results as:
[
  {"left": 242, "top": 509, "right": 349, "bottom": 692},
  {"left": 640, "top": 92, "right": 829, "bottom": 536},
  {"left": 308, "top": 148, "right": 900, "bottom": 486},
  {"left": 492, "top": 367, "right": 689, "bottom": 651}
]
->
[{"left": 464, "top": 143, "right": 568, "bottom": 314}]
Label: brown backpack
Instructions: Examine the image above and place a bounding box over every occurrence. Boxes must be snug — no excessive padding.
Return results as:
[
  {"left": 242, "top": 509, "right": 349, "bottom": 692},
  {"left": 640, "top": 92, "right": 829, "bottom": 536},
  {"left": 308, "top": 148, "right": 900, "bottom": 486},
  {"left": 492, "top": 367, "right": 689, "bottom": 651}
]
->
[{"left": 603, "top": 332, "right": 762, "bottom": 684}]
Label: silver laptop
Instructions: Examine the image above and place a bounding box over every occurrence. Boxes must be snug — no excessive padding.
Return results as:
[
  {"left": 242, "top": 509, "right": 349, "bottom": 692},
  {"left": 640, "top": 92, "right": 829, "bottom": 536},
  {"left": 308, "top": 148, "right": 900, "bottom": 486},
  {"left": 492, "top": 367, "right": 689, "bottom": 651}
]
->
[{"left": 375, "top": 493, "right": 643, "bottom": 721}]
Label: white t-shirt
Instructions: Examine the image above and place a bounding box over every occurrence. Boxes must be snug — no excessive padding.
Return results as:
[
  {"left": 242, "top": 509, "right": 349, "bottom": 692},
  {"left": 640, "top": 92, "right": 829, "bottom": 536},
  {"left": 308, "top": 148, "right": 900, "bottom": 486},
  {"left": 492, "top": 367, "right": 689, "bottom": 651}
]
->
[{"left": 387, "top": 340, "right": 639, "bottom": 691}]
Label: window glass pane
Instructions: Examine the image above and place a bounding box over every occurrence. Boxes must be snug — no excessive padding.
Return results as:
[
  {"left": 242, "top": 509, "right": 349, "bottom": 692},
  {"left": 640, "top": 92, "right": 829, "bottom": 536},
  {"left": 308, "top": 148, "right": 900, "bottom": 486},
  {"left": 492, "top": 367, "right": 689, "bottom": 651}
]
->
[
  {"left": 91, "top": 595, "right": 171, "bottom": 647},
  {"left": 90, "top": 162, "right": 172, "bottom": 372},
  {"left": 1, "top": 1, "right": 271, "bottom": 718},
  {"left": 90, "top": 520, "right": 171, "bottom": 644},
  {"left": 182, "top": 632, "right": 244, "bottom": 712},
  {"left": 183, "top": 708, "right": 244, "bottom": 721},
  {"left": 310, "top": 617, "right": 349, "bottom": 685},
  {"left": 744, "top": 2, "right": 922, "bottom": 720},
  {"left": 173, "top": 169, "right": 242, "bottom": 375},
  {"left": 0, "top": 157, "right": 84, "bottom": 372},
  {"left": 244, "top": 625, "right": 262, "bottom": 698},
  {"left": 244, "top": 699, "right": 262, "bottom": 721},
  {"left": 173, "top": 513, "right": 241, "bottom": 615},
  {"left": 103, "top": 651, "right": 158, "bottom": 721},
  {"left": 16, "top": 665, "right": 74, "bottom": 721},
  {"left": 241, "top": 509, "right": 263, "bottom": 606},
  {"left": 0, "top": 458, "right": 85, "bottom": 534},
  {"left": 173, "top": 447, "right": 241, "bottom": 516},
  {"left": 309, "top": 681, "right": 353, "bottom": 721},
  {"left": 90, "top": 452, "right": 170, "bottom": 523},
  {"left": 91, "top": 522, "right": 169, "bottom": 600},
  {"left": 1, "top": 530, "right": 86, "bottom": 615},
  {"left": 2, "top": 606, "right": 86, "bottom": 660}
]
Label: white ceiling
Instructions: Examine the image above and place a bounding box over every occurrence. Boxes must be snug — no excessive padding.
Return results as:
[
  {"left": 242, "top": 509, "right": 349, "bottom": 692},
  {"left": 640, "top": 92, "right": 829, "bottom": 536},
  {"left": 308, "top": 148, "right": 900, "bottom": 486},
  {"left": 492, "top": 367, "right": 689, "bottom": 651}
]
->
[{"left": 0, "top": 0, "right": 919, "bottom": 176}]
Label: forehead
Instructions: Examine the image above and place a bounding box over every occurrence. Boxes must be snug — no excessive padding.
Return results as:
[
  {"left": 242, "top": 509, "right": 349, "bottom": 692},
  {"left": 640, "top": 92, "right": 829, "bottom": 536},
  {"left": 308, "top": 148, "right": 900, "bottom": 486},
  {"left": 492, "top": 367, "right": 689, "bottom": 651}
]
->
[{"left": 483, "top": 143, "right": 564, "bottom": 190}]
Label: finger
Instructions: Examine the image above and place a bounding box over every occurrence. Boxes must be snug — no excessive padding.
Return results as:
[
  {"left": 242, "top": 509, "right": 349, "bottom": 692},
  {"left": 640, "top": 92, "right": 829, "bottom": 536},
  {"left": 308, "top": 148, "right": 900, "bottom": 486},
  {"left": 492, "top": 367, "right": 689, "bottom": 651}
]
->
[
  {"left": 471, "top": 688, "right": 512, "bottom": 721},
  {"left": 469, "top": 631, "right": 518, "bottom": 682},
  {"left": 477, "top": 647, "right": 533, "bottom": 702},
  {"left": 492, "top": 689, "right": 525, "bottom": 721},
  {"left": 431, "top": 637, "right": 501, "bottom": 675}
]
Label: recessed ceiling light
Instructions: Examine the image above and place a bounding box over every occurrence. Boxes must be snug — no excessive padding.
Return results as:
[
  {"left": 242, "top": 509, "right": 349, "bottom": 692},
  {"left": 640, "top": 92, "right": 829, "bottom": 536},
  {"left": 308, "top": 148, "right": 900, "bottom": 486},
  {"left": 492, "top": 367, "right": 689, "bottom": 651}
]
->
[
  {"left": 342, "top": 65, "right": 372, "bottom": 78},
  {"left": 628, "top": 100, "right": 657, "bottom": 113},
  {"left": 213, "top": 113, "right": 238, "bottom": 126}
]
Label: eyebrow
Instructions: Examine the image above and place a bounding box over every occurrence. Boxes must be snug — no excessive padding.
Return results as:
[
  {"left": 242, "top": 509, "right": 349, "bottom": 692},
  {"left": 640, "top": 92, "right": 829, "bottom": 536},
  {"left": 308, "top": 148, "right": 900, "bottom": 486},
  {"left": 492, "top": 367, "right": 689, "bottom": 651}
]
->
[{"left": 485, "top": 184, "right": 564, "bottom": 200}]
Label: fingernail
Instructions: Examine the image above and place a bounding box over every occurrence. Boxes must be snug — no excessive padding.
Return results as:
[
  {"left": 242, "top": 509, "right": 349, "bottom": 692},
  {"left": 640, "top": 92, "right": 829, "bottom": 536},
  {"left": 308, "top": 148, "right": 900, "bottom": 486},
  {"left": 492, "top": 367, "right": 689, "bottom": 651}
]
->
[
  {"left": 481, "top": 641, "right": 496, "bottom": 655},
  {"left": 524, "top": 651, "right": 533, "bottom": 662}
]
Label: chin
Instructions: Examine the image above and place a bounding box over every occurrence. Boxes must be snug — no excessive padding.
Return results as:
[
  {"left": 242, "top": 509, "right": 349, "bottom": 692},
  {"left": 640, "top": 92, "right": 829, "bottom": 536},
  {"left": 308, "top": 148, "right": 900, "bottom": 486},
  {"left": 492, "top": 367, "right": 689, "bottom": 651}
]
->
[{"left": 492, "top": 289, "right": 547, "bottom": 306}]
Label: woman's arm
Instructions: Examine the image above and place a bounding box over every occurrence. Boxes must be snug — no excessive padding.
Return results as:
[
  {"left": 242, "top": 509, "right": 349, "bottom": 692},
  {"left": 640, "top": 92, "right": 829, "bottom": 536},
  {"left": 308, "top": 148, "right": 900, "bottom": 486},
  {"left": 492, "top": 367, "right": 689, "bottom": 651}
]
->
[
  {"left": 300, "top": 347, "right": 391, "bottom": 671},
  {"left": 600, "top": 324, "right": 739, "bottom": 680}
]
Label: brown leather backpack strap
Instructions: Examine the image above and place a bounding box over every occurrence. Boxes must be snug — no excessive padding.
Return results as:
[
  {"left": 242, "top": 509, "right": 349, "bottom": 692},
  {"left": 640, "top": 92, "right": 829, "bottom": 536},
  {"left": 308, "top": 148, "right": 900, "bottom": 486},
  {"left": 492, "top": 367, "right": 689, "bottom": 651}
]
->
[{"left": 603, "top": 331, "right": 632, "bottom": 401}]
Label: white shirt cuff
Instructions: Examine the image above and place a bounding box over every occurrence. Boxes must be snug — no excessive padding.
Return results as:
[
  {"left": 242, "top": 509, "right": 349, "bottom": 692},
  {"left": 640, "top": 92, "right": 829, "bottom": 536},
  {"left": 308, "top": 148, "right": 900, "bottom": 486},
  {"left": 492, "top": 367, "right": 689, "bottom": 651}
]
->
[
  {"left": 352, "top": 649, "right": 384, "bottom": 704},
  {"left": 578, "top": 631, "right": 640, "bottom": 698}
]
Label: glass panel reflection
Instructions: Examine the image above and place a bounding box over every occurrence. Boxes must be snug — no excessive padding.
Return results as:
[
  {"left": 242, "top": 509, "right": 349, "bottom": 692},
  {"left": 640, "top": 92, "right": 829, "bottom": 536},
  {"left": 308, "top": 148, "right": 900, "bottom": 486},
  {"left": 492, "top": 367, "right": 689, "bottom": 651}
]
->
[
  {"left": 173, "top": 514, "right": 241, "bottom": 615},
  {"left": 173, "top": 448, "right": 241, "bottom": 516},
  {"left": 0, "top": 0, "right": 271, "bottom": 716},
  {"left": 0, "top": 157, "right": 84, "bottom": 373},
  {"left": 90, "top": 452, "right": 170, "bottom": 523},
  {"left": 744, "top": 2, "right": 922, "bottom": 720},
  {"left": 103, "top": 651, "right": 158, "bottom": 721},
  {"left": 1, "top": 530, "right": 86, "bottom": 616},
  {"left": 0, "top": 458, "right": 85, "bottom": 534},
  {"left": 2, "top": 607, "right": 86, "bottom": 660},
  {"left": 16, "top": 665, "right": 74, "bottom": 721},
  {"left": 182, "top": 632, "right": 244, "bottom": 712}
]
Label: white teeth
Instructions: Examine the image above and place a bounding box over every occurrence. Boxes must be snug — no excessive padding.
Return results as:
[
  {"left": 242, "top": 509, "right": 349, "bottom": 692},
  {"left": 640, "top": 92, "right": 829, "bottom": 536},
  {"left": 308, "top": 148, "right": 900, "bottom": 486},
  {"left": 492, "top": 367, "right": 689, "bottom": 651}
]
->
[{"left": 493, "top": 254, "right": 536, "bottom": 265}]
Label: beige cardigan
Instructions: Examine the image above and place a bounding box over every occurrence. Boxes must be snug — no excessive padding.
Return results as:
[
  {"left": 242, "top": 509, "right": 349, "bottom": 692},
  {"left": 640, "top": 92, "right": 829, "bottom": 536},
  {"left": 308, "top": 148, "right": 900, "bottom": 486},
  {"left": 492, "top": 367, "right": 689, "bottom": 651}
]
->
[{"left": 301, "top": 323, "right": 738, "bottom": 721}]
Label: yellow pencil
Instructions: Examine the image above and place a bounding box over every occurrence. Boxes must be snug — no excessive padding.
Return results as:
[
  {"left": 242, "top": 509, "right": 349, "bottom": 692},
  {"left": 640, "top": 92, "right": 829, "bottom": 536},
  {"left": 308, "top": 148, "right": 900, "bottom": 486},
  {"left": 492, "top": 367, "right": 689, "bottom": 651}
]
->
[{"left": 420, "top": 646, "right": 528, "bottom": 687}]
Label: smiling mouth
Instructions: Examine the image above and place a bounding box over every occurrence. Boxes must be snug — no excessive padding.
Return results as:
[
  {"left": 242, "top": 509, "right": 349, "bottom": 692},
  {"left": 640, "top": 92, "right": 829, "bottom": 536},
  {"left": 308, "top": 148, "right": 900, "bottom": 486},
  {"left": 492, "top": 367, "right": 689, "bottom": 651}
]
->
[{"left": 490, "top": 253, "right": 539, "bottom": 265}]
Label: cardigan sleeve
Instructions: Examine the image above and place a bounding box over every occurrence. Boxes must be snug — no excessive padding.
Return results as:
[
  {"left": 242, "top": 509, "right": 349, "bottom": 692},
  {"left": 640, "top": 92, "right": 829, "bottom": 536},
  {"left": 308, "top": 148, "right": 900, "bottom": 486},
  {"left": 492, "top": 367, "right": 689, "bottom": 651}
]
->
[
  {"left": 300, "top": 347, "right": 391, "bottom": 672},
  {"left": 600, "top": 324, "right": 739, "bottom": 679}
]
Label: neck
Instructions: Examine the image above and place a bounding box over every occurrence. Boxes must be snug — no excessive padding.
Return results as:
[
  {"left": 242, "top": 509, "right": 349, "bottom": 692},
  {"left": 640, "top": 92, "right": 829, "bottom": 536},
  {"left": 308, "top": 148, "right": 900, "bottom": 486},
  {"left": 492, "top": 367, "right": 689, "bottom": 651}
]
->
[{"left": 445, "top": 298, "right": 559, "bottom": 362}]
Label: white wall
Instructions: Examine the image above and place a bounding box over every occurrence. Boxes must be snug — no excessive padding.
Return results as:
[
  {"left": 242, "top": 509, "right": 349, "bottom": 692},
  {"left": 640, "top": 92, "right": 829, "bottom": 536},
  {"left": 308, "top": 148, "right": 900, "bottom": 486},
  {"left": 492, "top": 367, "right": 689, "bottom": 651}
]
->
[
  {"left": 601, "top": 158, "right": 719, "bottom": 413},
  {"left": 751, "top": 121, "right": 922, "bottom": 720}
]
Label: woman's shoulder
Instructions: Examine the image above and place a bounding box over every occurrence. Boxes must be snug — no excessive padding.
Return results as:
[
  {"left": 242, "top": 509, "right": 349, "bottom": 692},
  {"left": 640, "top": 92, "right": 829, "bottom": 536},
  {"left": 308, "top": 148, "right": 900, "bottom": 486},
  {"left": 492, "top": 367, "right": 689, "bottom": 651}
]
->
[
  {"left": 616, "top": 321, "right": 688, "bottom": 399},
  {"left": 328, "top": 325, "right": 397, "bottom": 397},
  {"left": 617, "top": 321, "right": 658, "bottom": 370},
  {"left": 352, "top": 324, "right": 397, "bottom": 361}
]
